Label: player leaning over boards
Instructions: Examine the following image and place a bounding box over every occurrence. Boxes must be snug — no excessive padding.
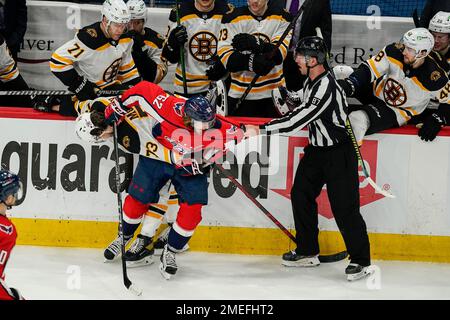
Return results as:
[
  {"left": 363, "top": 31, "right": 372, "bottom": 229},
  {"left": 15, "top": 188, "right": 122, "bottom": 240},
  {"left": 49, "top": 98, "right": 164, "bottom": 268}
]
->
[
  {"left": 161, "top": 0, "right": 233, "bottom": 97},
  {"left": 337, "top": 27, "right": 450, "bottom": 144},
  {"left": 244, "top": 37, "right": 372, "bottom": 281},
  {"left": 36, "top": 0, "right": 141, "bottom": 116},
  {"left": 126, "top": 0, "right": 168, "bottom": 84},
  {"left": 75, "top": 81, "right": 244, "bottom": 279},
  {"left": 0, "top": 170, "right": 24, "bottom": 300}
]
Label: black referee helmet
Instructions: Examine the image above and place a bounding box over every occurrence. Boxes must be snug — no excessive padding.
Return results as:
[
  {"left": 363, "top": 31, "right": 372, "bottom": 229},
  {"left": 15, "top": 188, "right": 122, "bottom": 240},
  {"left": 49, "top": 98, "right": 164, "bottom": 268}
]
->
[{"left": 295, "top": 36, "right": 328, "bottom": 64}]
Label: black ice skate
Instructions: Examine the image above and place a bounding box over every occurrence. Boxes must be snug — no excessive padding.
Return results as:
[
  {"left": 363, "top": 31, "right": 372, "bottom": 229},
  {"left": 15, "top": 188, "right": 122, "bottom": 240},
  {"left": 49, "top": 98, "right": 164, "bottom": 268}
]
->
[
  {"left": 103, "top": 235, "right": 131, "bottom": 262},
  {"left": 345, "top": 263, "right": 371, "bottom": 281},
  {"left": 124, "top": 234, "right": 154, "bottom": 268},
  {"left": 159, "top": 244, "right": 178, "bottom": 280},
  {"left": 281, "top": 250, "right": 320, "bottom": 267},
  {"left": 154, "top": 226, "right": 189, "bottom": 255}
]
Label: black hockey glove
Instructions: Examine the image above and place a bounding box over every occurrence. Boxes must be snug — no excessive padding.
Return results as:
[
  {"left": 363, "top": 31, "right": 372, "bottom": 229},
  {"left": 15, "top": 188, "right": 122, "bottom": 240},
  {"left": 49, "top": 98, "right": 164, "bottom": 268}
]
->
[
  {"left": 232, "top": 33, "right": 260, "bottom": 53},
  {"left": 31, "top": 94, "right": 60, "bottom": 113},
  {"left": 418, "top": 112, "right": 446, "bottom": 142},
  {"left": 259, "top": 42, "right": 283, "bottom": 65},
  {"left": 167, "top": 25, "right": 188, "bottom": 51},
  {"left": 69, "top": 77, "right": 97, "bottom": 101},
  {"left": 337, "top": 78, "right": 356, "bottom": 97},
  {"left": 206, "top": 56, "right": 227, "bottom": 81},
  {"left": 250, "top": 54, "right": 276, "bottom": 76}
]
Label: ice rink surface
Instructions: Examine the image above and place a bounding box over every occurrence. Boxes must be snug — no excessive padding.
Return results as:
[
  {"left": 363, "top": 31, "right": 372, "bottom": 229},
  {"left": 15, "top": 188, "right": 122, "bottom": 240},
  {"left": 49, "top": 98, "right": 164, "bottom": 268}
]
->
[{"left": 5, "top": 245, "right": 450, "bottom": 300}]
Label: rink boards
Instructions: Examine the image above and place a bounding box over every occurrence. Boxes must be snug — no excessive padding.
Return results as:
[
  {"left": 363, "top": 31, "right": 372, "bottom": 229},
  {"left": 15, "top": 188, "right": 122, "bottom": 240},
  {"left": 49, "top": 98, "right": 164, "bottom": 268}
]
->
[{"left": 1, "top": 109, "right": 450, "bottom": 262}]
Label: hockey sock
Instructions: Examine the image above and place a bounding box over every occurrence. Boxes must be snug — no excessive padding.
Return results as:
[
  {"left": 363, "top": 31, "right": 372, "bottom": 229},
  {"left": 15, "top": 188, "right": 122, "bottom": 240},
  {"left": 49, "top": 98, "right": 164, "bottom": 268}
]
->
[{"left": 167, "top": 227, "right": 191, "bottom": 252}]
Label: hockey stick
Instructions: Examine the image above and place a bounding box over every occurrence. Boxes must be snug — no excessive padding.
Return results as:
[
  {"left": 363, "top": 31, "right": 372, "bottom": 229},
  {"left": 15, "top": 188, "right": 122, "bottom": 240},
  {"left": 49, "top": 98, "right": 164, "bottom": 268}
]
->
[
  {"left": 0, "top": 89, "right": 123, "bottom": 96},
  {"left": 175, "top": 0, "right": 188, "bottom": 95},
  {"left": 212, "top": 161, "right": 348, "bottom": 263},
  {"left": 345, "top": 118, "right": 395, "bottom": 198},
  {"left": 112, "top": 122, "right": 143, "bottom": 296},
  {"left": 235, "top": 0, "right": 310, "bottom": 109}
]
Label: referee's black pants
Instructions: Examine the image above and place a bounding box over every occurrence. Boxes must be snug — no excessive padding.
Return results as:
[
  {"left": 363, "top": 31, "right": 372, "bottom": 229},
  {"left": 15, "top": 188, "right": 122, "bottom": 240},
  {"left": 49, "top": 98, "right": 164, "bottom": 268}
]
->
[{"left": 291, "top": 141, "right": 371, "bottom": 266}]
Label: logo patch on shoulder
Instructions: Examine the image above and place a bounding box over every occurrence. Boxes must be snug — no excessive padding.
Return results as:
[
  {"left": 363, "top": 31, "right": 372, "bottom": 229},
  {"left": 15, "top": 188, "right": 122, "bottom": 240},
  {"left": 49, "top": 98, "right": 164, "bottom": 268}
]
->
[
  {"left": 86, "top": 28, "right": 97, "bottom": 38},
  {"left": 431, "top": 70, "right": 441, "bottom": 81},
  {"left": 0, "top": 223, "right": 13, "bottom": 235}
]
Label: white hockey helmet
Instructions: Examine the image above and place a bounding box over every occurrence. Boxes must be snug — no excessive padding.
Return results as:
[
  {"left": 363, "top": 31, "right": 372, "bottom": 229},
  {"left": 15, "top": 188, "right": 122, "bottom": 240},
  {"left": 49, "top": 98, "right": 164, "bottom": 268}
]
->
[
  {"left": 429, "top": 11, "right": 450, "bottom": 34},
  {"left": 401, "top": 27, "right": 434, "bottom": 58},
  {"left": 101, "top": 0, "right": 131, "bottom": 24},
  {"left": 75, "top": 113, "right": 107, "bottom": 144},
  {"left": 127, "top": 0, "right": 147, "bottom": 22}
]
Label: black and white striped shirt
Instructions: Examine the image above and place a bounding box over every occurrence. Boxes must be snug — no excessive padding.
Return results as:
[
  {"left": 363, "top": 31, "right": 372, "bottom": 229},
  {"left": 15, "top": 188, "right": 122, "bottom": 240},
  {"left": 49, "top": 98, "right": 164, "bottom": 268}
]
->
[{"left": 261, "top": 70, "right": 349, "bottom": 147}]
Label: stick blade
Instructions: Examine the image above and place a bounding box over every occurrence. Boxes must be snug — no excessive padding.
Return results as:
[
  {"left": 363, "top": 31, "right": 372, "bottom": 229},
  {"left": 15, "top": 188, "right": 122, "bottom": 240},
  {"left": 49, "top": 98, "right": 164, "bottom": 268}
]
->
[{"left": 318, "top": 250, "right": 348, "bottom": 263}]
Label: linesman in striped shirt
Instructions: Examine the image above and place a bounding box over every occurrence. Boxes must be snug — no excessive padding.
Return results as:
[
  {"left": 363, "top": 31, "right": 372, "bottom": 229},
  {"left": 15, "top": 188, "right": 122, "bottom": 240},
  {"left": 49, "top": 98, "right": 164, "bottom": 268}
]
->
[{"left": 244, "top": 37, "right": 371, "bottom": 281}]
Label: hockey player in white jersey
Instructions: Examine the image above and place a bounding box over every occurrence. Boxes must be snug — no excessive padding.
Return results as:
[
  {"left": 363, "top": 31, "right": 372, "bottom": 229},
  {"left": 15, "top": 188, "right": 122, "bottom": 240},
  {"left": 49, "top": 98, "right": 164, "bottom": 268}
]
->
[
  {"left": 218, "top": 0, "right": 291, "bottom": 117},
  {"left": 44, "top": 0, "right": 141, "bottom": 116},
  {"left": 161, "top": 0, "right": 233, "bottom": 97},
  {"left": 127, "top": 0, "right": 168, "bottom": 84},
  {"left": 337, "top": 28, "right": 450, "bottom": 143}
]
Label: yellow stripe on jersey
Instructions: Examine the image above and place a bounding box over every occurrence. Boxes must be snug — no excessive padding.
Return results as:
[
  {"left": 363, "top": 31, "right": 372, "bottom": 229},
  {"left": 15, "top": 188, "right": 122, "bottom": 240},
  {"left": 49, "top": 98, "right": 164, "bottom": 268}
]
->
[
  {"left": 368, "top": 58, "right": 381, "bottom": 78},
  {"left": 119, "top": 38, "right": 132, "bottom": 45},
  {"left": 163, "top": 148, "right": 170, "bottom": 163},
  {"left": 175, "top": 67, "right": 208, "bottom": 80},
  {"left": 180, "top": 14, "right": 223, "bottom": 23},
  {"left": 0, "top": 61, "right": 15, "bottom": 74},
  {"left": 119, "top": 61, "right": 135, "bottom": 71},
  {"left": 411, "top": 76, "right": 429, "bottom": 91},
  {"left": 397, "top": 109, "right": 411, "bottom": 122},
  {"left": 387, "top": 56, "right": 403, "bottom": 70},
  {"left": 118, "top": 68, "right": 139, "bottom": 82},
  {"left": 52, "top": 52, "right": 74, "bottom": 65},
  {"left": 167, "top": 200, "right": 178, "bottom": 205},
  {"left": 49, "top": 62, "right": 72, "bottom": 71},
  {"left": 0, "top": 69, "right": 18, "bottom": 81},
  {"left": 144, "top": 40, "right": 159, "bottom": 49},
  {"left": 174, "top": 79, "right": 210, "bottom": 87},
  {"left": 152, "top": 203, "right": 169, "bottom": 211},
  {"left": 375, "top": 79, "right": 384, "bottom": 97},
  {"left": 230, "top": 81, "right": 283, "bottom": 93},
  {"left": 229, "top": 15, "right": 287, "bottom": 24},
  {"left": 145, "top": 211, "right": 164, "bottom": 219},
  {"left": 233, "top": 68, "right": 283, "bottom": 82}
]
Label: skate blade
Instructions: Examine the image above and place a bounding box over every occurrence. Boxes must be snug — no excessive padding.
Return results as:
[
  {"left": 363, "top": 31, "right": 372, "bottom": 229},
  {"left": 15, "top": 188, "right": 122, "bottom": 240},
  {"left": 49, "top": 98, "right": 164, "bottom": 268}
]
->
[
  {"left": 103, "top": 256, "right": 120, "bottom": 263},
  {"left": 347, "top": 268, "right": 371, "bottom": 281},
  {"left": 281, "top": 259, "right": 320, "bottom": 268},
  {"left": 159, "top": 263, "right": 174, "bottom": 280},
  {"left": 126, "top": 256, "right": 154, "bottom": 268}
]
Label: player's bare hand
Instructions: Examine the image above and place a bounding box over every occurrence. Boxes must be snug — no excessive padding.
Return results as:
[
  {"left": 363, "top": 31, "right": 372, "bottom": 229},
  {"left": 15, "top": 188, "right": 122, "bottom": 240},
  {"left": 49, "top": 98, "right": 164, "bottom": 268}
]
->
[{"left": 243, "top": 125, "right": 260, "bottom": 139}]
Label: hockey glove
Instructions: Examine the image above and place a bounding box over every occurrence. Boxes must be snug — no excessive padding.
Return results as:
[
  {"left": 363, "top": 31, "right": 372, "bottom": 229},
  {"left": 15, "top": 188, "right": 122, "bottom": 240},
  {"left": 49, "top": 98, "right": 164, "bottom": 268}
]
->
[
  {"left": 206, "top": 56, "right": 227, "bottom": 81},
  {"left": 337, "top": 78, "right": 356, "bottom": 97},
  {"left": 104, "top": 98, "right": 128, "bottom": 125},
  {"left": 418, "top": 112, "right": 446, "bottom": 142},
  {"left": 259, "top": 42, "right": 283, "bottom": 65},
  {"left": 175, "top": 157, "right": 204, "bottom": 176},
  {"left": 232, "top": 33, "right": 260, "bottom": 53},
  {"left": 167, "top": 25, "right": 188, "bottom": 51},
  {"left": 31, "top": 94, "right": 60, "bottom": 113},
  {"left": 69, "top": 77, "right": 97, "bottom": 101},
  {"left": 250, "top": 54, "right": 276, "bottom": 76}
]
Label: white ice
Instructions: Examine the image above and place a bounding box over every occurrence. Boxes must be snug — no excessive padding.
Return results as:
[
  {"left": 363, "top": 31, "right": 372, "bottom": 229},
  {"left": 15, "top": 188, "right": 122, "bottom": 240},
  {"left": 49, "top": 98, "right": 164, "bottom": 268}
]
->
[{"left": 5, "top": 245, "right": 450, "bottom": 300}]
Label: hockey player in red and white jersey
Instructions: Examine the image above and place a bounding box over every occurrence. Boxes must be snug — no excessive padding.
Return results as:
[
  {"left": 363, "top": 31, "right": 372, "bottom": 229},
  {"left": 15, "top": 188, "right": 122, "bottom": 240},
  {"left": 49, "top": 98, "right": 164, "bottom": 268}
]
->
[
  {"left": 75, "top": 81, "right": 244, "bottom": 279},
  {"left": 40, "top": 0, "right": 141, "bottom": 116},
  {"left": 0, "top": 170, "right": 24, "bottom": 300},
  {"left": 337, "top": 27, "right": 450, "bottom": 143}
]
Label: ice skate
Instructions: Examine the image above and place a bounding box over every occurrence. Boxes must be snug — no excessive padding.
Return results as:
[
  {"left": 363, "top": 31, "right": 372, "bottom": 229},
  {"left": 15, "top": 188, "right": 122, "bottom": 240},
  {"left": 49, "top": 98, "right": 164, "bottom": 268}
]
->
[
  {"left": 345, "top": 263, "right": 372, "bottom": 281},
  {"left": 159, "top": 244, "right": 178, "bottom": 280},
  {"left": 154, "top": 226, "right": 189, "bottom": 255},
  {"left": 103, "top": 235, "right": 131, "bottom": 262},
  {"left": 124, "top": 234, "right": 154, "bottom": 268},
  {"left": 281, "top": 250, "right": 320, "bottom": 267}
]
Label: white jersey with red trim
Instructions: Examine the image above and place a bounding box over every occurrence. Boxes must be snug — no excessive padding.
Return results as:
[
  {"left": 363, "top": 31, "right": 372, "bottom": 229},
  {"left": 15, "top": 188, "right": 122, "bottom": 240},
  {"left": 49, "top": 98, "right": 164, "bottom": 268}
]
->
[
  {"left": 50, "top": 22, "right": 139, "bottom": 89},
  {"left": 218, "top": 4, "right": 291, "bottom": 100},
  {"left": 365, "top": 43, "right": 450, "bottom": 125}
]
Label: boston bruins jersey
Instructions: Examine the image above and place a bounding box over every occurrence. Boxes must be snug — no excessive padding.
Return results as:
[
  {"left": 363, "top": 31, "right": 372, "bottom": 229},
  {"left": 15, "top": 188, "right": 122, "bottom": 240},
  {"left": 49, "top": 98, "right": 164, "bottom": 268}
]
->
[
  {"left": 218, "top": 4, "right": 291, "bottom": 100},
  {"left": 50, "top": 22, "right": 140, "bottom": 89},
  {"left": 0, "top": 35, "right": 19, "bottom": 83},
  {"left": 141, "top": 27, "right": 167, "bottom": 84},
  {"left": 365, "top": 43, "right": 450, "bottom": 126},
  {"left": 162, "top": 0, "right": 233, "bottom": 95},
  {"left": 429, "top": 49, "right": 450, "bottom": 75}
]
